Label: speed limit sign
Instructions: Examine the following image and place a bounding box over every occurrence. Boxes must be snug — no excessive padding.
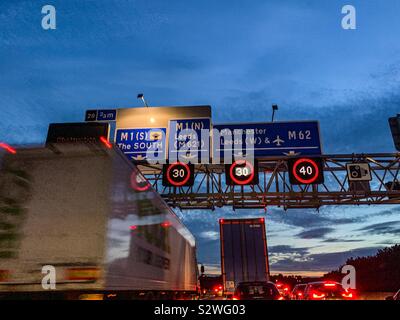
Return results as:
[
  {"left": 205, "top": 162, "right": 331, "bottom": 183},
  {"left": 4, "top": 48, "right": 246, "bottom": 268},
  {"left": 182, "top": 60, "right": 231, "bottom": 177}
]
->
[
  {"left": 162, "top": 162, "right": 194, "bottom": 187},
  {"left": 288, "top": 158, "right": 324, "bottom": 185},
  {"left": 225, "top": 160, "right": 259, "bottom": 185}
]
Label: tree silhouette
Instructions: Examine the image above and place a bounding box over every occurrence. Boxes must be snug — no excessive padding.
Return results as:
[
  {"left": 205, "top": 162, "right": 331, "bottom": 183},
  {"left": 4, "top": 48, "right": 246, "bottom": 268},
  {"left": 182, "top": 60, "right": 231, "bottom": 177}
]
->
[{"left": 324, "top": 245, "right": 400, "bottom": 292}]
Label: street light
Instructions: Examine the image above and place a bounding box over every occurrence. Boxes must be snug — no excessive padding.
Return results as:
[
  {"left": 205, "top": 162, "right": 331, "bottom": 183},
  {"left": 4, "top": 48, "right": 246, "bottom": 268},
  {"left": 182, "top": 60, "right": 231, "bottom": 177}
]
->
[
  {"left": 137, "top": 93, "right": 149, "bottom": 108},
  {"left": 271, "top": 104, "right": 278, "bottom": 122}
]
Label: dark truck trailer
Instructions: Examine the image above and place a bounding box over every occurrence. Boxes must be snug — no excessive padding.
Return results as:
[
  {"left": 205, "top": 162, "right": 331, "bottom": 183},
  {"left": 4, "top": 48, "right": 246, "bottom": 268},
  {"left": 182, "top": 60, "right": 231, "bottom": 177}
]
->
[{"left": 219, "top": 218, "right": 270, "bottom": 295}]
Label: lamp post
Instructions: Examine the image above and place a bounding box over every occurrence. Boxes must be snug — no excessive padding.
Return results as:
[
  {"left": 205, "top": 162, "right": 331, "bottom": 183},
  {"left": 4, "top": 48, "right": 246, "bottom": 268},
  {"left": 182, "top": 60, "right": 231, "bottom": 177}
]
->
[
  {"left": 271, "top": 104, "right": 278, "bottom": 122},
  {"left": 137, "top": 93, "right": 149, "bottom": 108}
]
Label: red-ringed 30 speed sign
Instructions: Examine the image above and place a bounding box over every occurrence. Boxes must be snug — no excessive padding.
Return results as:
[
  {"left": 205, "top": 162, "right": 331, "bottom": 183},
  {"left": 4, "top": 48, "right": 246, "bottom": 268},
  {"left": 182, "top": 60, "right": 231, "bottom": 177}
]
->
[
  {"left": 288, "top": 157, "right": 324, "bottom": 185},
  {"left": 225, "top": 159, "right": 259, "bottom": 185},
  {"left": 162, "top": 162, "right": 195, "bottom": 187}
]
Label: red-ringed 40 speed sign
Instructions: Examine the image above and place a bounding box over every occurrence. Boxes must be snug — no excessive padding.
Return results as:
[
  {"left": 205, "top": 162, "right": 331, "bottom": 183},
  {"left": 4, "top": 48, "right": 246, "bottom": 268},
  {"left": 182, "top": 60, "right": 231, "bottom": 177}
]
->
[{"left": 288, "top": 157, "right": 324, "bottom": 185}]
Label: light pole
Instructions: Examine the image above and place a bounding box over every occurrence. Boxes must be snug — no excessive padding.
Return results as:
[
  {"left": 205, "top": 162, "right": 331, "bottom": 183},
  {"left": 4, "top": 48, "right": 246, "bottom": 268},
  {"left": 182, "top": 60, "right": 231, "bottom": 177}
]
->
[
  {"left": 137, "top": 93, "right": 149, "bottom": 108},
  {"left": 271, "top": 104, "right": 278, "bottom": 122}
]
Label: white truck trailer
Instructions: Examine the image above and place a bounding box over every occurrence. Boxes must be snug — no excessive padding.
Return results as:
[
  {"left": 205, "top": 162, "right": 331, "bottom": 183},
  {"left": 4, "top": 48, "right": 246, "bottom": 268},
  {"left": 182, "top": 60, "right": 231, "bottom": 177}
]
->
[{"left": 0, "top": 143, "right": 198, "bottom": 299}]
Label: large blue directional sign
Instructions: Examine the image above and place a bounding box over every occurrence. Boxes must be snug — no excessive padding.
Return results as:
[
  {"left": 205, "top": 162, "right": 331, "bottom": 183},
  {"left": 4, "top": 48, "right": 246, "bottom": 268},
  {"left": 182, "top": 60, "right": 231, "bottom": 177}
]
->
[
  {"left": 115, "top": 128, "right": 166, "bottom": 161},
  {"left": 213, "top": 121, "right": 322, "bottom": 158},
  {"left": 168, "top": 118, "right": 211, "bottom": 162}
]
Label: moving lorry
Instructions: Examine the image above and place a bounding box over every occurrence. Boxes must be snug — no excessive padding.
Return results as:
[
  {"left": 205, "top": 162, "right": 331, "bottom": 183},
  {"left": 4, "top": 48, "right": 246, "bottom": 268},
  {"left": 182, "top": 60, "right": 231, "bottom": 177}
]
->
[
  {"left": 219, "top": 218, "right": 270, "bottom": 295},
  {"left": 0, "top": 143, "right": 198, "bottom": 299}
]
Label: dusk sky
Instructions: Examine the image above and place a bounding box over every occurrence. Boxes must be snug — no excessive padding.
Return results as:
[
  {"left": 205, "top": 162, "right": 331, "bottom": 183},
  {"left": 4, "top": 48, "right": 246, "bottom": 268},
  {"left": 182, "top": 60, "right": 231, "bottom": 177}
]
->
[{"left": 1, "top": 0, "right": 400, "bottom": 276}]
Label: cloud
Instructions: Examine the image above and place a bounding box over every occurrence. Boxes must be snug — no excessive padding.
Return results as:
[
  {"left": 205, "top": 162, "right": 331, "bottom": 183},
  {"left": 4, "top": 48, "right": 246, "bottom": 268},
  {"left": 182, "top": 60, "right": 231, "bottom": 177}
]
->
[
  {"left": 296, "top": 227, "right": 334, "bottom": 239},
  {"left": 322, "top": 238, "right": 363, "bottom": 243},
  {"left": 267, "top": 208, "right": 363, "bottom": 229},
  {"left": 199, "top": 230, "right": 219, "bottom": 241},
  {"left": 357, "top": 221, "right": 400, "bottom": 235},
  {"left": 270, "top": 247, "right": 383, "bottom": 272},
  {"left": 269, "top": 245, "right": 309, "bottom": 255}
]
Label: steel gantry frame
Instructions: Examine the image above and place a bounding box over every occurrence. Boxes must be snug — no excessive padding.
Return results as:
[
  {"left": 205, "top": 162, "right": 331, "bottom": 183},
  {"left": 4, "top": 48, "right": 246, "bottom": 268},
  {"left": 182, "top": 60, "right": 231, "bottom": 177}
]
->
[{"left": 136, "top": 153, "right": 400, "bottom": 210}]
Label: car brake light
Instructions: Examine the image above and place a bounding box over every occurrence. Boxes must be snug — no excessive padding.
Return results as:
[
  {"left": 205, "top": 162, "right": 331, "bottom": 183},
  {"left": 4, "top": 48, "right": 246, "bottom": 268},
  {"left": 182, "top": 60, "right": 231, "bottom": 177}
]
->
[
  {"left": 129, "top": 225, "right": 137, "bottom": 230},
  {"left": 324, "top": 282, "right": 337, "bottom": 287},
  {"left": 312, "top": 292, "right": 326, "bottom": 299},
  {"left": 342, "top": 292, "right": 354, "bottom": 299},
  {"left": 298, "top": 293, "right": 303, "bottom": 296},
  {"left": 232, "top": 296, "right": 239, "bottom": 300}
]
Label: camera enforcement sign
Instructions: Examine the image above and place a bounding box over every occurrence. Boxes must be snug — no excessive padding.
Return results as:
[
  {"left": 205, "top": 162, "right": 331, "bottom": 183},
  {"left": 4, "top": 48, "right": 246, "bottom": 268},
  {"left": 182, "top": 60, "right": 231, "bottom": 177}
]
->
[{"left": 346, "top": 163, "right": 372, "bottom": 181}]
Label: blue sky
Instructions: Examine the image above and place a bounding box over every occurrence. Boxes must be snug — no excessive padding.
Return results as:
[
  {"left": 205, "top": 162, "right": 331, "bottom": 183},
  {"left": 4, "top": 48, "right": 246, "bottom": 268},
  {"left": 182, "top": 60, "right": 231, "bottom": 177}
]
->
[{"left": 1, "top": 0, "right": 400, "bottom": 275}]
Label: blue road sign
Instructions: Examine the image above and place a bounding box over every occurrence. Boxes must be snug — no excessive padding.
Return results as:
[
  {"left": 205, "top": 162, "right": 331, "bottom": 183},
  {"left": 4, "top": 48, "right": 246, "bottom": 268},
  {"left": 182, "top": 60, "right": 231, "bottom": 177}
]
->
[
  {"left": 115, "top": 128, "right": 167, "bottom": 161},
  {"left": 168, "top": 118, "right": 211, "bottom": 162},
  {"left": 85, "top": 109, "right": 117, "bottom": 122},
  {"left": 213, "top": 121, "right": 322, "bottom": 158}
]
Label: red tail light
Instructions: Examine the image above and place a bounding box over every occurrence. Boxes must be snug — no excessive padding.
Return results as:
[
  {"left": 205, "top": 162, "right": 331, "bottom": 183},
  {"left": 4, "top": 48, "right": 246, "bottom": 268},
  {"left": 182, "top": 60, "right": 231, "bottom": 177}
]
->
[
  {"left": 0, "top": 142, "right": 16, "bottom": 154},
  {"left": 129, "top": 225, "right": 137, "bottom": 231},
  {"left": 232, "top": 296, "right": 239, "bottom": 300},
  {"left": 100, "top": 136, "right": 112, "bottom": 149},
  {"left": 312, "top": 292, "right": 326, "bottom": 299},
  {"left": 342, "top": 291, "right": 355, "bottom": 299},
  {"left": 278, "top": 296, "right": 284, "bottom": 300}
]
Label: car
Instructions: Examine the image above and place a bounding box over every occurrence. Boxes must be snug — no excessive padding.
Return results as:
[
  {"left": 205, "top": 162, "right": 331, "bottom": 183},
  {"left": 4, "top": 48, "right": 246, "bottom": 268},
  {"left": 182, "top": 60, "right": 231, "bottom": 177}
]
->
[
  {"left": 275, "top": 282, "right": 291, "bottom": 298},
  {"left": 232, "top": 281, "right": 283, "bottom": 300},
  {"left": 302, "top": 281, "right": 356, "bottom": 300},
  {"left": 290, "top": 284, "right": 307, "bottom": 300},
  {"left": 386, "top": 289, "right": 400, "bottom": 300}
]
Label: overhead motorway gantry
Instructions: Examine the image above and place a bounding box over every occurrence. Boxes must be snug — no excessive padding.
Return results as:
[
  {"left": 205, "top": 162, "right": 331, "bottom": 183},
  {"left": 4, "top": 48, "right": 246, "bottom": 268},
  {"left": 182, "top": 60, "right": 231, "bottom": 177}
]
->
[{"left": 136, "top": 153, "right": 400, "bottom": 210}]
